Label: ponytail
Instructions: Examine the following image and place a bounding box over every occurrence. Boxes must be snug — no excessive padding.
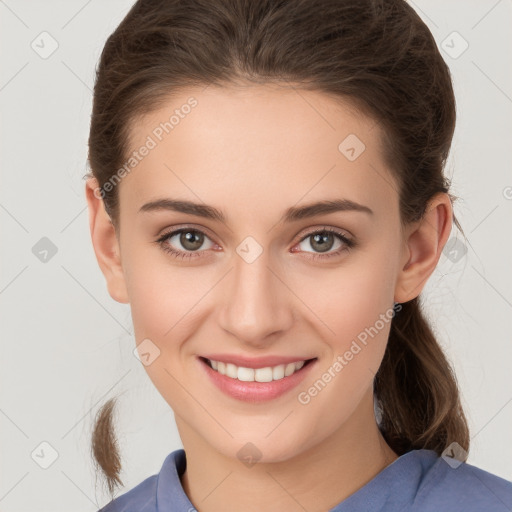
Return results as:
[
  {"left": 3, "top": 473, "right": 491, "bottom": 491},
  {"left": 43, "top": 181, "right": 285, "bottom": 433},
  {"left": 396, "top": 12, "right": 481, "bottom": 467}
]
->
[{"left": 375, "top": 297, "right": 470, "bottom": 456}]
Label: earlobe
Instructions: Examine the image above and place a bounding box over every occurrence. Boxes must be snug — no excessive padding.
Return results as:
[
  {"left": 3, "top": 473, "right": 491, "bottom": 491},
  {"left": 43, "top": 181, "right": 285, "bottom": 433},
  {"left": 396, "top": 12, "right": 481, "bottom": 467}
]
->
[
  {"left": 394, "top": 193, "right": 453, "bottom": 304},
  {"left": 85, "top": 178, "right": 130, "bottom": 304}
]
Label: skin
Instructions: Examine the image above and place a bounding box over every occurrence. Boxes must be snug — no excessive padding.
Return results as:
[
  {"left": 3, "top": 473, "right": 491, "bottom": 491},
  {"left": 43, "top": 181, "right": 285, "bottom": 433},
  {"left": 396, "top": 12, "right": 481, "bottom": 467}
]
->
[{"left": 85, "top": 83, "right": 453, "bottom": 512}]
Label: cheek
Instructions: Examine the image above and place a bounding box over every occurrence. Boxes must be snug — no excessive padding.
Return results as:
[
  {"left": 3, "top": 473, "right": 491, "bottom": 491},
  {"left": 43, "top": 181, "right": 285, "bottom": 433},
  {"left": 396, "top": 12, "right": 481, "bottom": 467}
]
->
[
  {"left": 122, "top": 254, "right": 204, "bottom": 409},
  {"left": 123, "top": 242, "right": 212, "bottom": 340},
  {"left": 292, "top": 272, "right": 394, "bottom": 440},
  {"left": 293, "top": 253, "right": 396, "bottom": 339},
  {"left": 296, "top": 255, "right": 396, "bottom": 392}
]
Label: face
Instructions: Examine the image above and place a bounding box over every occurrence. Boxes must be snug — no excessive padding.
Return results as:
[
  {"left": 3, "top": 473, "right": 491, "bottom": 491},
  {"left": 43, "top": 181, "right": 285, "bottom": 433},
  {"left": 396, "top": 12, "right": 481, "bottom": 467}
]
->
[{"left": 87, "top": 83, "right": 435, "bottom": 464}]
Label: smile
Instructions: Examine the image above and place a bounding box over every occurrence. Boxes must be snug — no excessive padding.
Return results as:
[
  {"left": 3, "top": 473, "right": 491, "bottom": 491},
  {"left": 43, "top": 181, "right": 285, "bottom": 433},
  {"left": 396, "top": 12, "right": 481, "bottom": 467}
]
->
[
  {"left": 198, "top": 356, "right": 317, "bottom": 402},
  {"left": 205, "top": 357, "right": 311, "bottom": 382}
]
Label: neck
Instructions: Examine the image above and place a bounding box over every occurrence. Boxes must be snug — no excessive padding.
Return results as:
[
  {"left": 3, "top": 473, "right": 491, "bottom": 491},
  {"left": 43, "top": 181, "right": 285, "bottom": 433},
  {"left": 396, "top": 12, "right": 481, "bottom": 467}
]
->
[{"left": 177, "top": 389, "right": 398, "bottom": 512}]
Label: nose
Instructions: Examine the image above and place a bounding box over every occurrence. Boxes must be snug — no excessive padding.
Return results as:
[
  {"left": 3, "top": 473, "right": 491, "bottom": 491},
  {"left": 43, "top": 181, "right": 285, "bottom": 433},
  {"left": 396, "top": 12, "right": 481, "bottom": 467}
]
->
[{"left": 217, "top": 246, "right": 294, "bottom": 348}]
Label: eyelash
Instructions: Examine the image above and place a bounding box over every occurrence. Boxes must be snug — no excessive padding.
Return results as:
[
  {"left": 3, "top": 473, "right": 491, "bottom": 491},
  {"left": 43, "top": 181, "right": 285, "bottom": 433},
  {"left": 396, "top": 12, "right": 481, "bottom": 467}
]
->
[{"left": 155, "top": 226, "right": 356, "bottom": 262}]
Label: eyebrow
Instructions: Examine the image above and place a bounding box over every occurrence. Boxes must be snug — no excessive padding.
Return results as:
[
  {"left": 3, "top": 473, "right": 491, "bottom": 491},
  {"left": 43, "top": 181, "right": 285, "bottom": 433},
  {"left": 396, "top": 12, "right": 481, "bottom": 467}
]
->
[{"left": 138, "top": 197, "right": 374, "bottom": 223}]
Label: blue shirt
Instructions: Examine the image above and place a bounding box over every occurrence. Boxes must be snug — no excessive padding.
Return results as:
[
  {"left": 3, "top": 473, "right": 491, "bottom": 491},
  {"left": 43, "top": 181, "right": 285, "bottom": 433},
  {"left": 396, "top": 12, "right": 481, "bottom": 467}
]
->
[{"left": 98, "top": 448, "right": 512, "bottom": 511}]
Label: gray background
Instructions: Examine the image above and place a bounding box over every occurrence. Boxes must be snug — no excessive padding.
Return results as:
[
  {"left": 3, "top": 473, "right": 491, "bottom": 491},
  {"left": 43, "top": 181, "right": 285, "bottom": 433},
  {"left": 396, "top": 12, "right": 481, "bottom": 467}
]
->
[{"left": 1, "top": 0, "right": 511, "bottom": 510}]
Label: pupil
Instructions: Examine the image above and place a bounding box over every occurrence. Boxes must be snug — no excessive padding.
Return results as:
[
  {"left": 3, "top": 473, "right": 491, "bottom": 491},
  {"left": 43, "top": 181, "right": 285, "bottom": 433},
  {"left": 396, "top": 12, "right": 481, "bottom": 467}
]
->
[
  {"left": 181, "top": 231, "right": 203, "bottom": 251},
  {"left": 311, "top": 233, "right": 333, "bottom": 253}
]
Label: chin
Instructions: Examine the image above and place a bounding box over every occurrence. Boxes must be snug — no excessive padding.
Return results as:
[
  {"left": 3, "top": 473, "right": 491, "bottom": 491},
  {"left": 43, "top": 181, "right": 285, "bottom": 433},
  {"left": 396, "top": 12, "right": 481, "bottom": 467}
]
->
[{"left": 210, "top": 430, "right": 310, "bottom": 466}]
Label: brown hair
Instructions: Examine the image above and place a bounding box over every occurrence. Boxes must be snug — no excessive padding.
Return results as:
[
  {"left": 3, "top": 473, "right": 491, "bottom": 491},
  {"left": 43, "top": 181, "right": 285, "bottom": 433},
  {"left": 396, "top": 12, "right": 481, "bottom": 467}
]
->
[{"left": 85, "top": 0, "right": 470, "bottom": 497}]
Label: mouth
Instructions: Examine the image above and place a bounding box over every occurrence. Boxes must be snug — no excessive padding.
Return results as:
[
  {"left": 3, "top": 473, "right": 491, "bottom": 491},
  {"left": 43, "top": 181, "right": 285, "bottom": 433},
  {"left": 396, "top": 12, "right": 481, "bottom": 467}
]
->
[
  {"left": 199, "top": 356, "right": 317, "bottom": 382},
  {"left": 198, "top": 356, "right": 318, "bottom": 402}
]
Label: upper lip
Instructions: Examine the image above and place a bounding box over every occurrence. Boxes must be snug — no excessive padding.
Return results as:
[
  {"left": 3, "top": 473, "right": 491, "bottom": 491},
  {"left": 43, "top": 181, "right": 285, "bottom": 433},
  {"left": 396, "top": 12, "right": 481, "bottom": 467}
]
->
[{"left": 200, "top": 354, "right": 316, "bottom": 369}]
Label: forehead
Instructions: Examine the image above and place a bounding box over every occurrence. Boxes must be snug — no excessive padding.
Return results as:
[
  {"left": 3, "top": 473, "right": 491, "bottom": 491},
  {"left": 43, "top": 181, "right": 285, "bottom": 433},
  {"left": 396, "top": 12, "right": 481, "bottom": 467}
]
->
[{"left": 120, "top": 83, "right": 399, "bottom": 222}]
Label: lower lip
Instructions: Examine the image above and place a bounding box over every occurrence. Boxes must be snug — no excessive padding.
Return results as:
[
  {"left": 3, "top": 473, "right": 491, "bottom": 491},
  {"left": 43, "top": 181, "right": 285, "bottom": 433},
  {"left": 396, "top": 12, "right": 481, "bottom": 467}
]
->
[{"left": 198, "top": 357, "right": 317, "bottom": 403}]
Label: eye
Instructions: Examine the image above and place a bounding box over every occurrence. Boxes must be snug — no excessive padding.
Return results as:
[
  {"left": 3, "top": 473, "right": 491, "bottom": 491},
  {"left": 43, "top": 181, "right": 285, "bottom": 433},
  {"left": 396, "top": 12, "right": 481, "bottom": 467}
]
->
[
  {"left": 155, "top": 225, "right": 356, "bottom": 262},
  {"left": 293, "top": 227, "right": 356, "bottom": 261},
  {"left": 155, "top": 227, "right": 216, "bottom": 260}
]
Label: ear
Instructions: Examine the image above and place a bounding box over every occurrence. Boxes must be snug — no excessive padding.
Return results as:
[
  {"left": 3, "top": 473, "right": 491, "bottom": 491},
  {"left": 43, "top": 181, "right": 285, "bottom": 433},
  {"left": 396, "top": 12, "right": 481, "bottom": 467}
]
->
[
  {"left": 394, "top": 192, "right": 453, "bottom": 304},
  {"left": 85, "top": 177, "right": 129, "bottom": 304}
]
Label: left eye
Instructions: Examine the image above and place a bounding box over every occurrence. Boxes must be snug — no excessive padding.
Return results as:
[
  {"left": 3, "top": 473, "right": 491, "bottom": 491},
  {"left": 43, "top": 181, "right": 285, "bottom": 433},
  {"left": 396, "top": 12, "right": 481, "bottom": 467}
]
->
[
  {"left": 295, "top": 228, "right": 354, "bottom": 258},
  {"left": 293, "top": 228, "right": 356, "bottom": 260}
]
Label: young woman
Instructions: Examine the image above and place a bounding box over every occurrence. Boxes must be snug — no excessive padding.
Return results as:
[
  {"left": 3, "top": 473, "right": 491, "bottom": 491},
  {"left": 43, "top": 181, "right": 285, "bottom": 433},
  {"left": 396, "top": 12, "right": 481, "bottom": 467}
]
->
[{"left": 84, "top": 0, "right": 512, "bottom": 510}]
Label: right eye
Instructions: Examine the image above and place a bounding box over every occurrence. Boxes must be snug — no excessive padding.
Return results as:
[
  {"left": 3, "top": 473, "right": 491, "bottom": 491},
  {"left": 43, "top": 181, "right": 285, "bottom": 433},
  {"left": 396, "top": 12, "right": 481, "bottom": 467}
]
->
[{"left": 155, "top": 227, "right": 216, "bottom": 260}]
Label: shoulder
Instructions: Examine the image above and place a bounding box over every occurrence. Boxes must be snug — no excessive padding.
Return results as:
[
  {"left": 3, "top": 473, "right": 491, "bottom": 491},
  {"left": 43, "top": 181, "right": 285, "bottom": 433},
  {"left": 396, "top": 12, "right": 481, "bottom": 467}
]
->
[
  {"left": 97, "top": 449, "right": 186, "bottom": 512},
  {"left": 412, "top": 450, "right": 512, "bottom": 511},
  {"left": 98, "top": 475, "right": 157, "bottom": 512},
  {"left": 333, "top": 449, "right": 512, "bottom": 512}
]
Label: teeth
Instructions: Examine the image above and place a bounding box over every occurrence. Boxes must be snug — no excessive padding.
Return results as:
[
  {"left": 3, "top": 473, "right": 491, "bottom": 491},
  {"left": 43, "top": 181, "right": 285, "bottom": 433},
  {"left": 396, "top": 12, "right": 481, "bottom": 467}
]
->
[
  {"left": 237, "top": 367, "right": 255, "bottom": 381},
  {"left": 226, "top": 363, "right": 238, "bottom": 379},
  {"left": 207, "top": 358, "right": 308, "bottom": 382},
  {"left": 284, "top": 362, "right": 295, "bottom": 376},
  {"left": 254, "top": 367, "right": 273, "bottom": 382},
  {"left": 272, "top": 364, "right": 285, "bottom": 380}
]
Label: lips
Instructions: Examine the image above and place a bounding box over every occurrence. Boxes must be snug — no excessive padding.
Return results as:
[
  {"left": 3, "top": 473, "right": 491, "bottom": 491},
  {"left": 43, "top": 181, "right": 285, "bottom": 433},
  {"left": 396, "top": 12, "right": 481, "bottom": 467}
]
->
[{"left": 198, "top": 355, "right": 318, "bottom": 402}]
